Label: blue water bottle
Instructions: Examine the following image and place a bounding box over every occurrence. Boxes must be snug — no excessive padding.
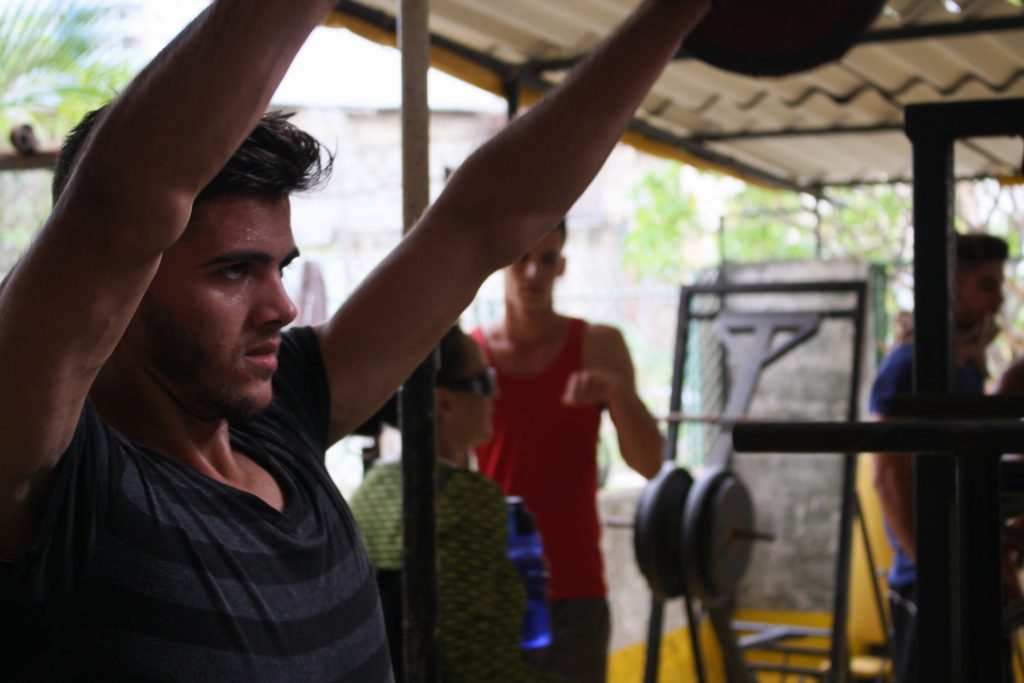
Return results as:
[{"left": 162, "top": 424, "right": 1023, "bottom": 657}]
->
[{"left": 506, "top": 496, "right": 552, "bottom": 649}]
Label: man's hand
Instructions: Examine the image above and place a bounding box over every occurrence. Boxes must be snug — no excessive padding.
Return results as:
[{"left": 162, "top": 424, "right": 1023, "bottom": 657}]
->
[
  {"left": 956, "top": 311, "right": 999, "bottom": 374},
  {"left": 562, "top": 368, "right": 623, "bottom": 408}
]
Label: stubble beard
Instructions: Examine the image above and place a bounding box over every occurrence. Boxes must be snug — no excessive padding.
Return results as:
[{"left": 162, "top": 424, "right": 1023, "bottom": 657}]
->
[{"left": 139, "top": 302, "right": 271, "bottom": 424}]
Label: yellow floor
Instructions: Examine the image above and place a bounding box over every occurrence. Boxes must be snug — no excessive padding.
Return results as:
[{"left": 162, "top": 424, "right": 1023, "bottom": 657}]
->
[{"left": 608, "top": 609, "right": 1024, "bottom": 682}]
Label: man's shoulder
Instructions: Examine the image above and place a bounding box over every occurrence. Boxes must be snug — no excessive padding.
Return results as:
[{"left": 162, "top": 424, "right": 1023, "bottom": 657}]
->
[
  {"left": 582, "top": 320, "right": 623, "bottom": 343},
  {"left": 878, "top": 343, "right": 914, "bottom": 372},
  {"left": 581, "top": 320, "right": 628, "bottom": 366},
  {"left": 870, "top": 343, "right": 914, "bottom": 417}
]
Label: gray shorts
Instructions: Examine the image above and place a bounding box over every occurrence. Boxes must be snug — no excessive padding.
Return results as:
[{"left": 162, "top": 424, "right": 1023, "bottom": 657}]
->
[{"left": 524, "top": 598, "right": 611, "bottom": 683}]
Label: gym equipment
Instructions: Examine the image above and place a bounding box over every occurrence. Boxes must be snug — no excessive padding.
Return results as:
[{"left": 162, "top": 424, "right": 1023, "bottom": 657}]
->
[
  {"left": 634, "top": 280, "right": 872, "bottom": 683},
  {"left": 635, "top": 463, "right": 693, "bottom": 601},
  {"left": 730, "top": 98, "right": 1024, "bottom": 683},
  {"left": 684, "top": 0, "right": 887, "bottom": 77}
]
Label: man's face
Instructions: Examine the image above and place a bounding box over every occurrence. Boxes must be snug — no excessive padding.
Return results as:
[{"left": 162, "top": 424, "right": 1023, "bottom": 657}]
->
[
  {"left": 955, "top": 259, "right": 1005, "bottom": 331},
  {"left": 128, "top": 193, "right": 299, "bottom": 422},
  {"left": 438, "top": 337, "right": 496, "bottom": 449},
  {"left": 504, "top": 229, "right": 566, "bottom": 313}
]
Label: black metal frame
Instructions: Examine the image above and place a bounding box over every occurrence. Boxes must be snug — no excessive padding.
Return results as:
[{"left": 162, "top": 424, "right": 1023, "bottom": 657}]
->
[
  {"left": 734, "top": 97, "right": 1024, "bottom": 683},
  {"left": 646, "top": 279, "right": 872, "bottom": 683}
]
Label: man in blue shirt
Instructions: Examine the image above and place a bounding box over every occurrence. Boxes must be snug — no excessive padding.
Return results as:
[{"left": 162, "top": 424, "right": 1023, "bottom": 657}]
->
[{"left": 869, "top": 232, "right": 1008, "bottom": 683}]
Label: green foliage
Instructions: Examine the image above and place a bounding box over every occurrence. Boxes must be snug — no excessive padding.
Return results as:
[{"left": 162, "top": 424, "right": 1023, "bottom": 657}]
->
[
  {"left": 624, "top": 162, "right": 701, "bottom": 282},
  {"left": 0, "top": 0, "right": 133, "bottom": 275},
  {"left": 0, "top": 171, "right": 51, "bottom": 271},
  {"left": 0, "top": 0, "right": 131, "bottom": 150},
  {"left": 721, "top": 184, "right": 817, "bottom": 262},
  {"left": 625, "top": 163, "right": 920, "bottom": 283},
  {"left": 821, "top": 184, "right": 913, "bottom": 262}
]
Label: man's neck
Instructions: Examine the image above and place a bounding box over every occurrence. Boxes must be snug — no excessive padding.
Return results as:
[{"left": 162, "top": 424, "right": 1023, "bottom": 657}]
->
[
  {"left": 435, "top": 437, "right": 470, "bottom": 469},
  {"left": 90, "top": 366, "right": 235, "bottom": 471},
  {"left": 503, "top": 301, "right": 565, "bottom": 346}
]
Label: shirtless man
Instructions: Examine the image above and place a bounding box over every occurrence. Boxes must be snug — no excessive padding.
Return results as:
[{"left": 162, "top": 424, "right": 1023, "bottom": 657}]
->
[
  {"left": 0, "top": 0, "right": 712, "bottom": 678},
  {"left": 474, "top": 220, "right": 663, "bottom": 682}
]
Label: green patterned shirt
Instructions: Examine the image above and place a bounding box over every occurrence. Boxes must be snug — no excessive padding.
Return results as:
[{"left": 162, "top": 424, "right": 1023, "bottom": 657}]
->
[{"left": 350, "top": 461, "right": 560, "bottom": 683}]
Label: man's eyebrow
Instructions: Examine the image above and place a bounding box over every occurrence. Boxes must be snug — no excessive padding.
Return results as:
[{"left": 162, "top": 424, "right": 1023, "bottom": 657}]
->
[
  {"left": 282, "top": 248, "right": 300, "bottom": 267},
  {"left": 202, "top": 247, "right": 300, "bottom": 268}
]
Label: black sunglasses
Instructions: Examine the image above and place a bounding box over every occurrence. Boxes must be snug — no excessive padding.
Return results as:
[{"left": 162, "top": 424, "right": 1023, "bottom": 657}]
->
[{"left": 438, "top": 367, "right": 497, "bottom": 397}]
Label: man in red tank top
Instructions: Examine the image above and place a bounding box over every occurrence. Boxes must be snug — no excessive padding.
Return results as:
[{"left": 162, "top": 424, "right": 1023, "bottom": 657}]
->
[{"left": 473, "top": 220, "right": 663, "bottom": 682}]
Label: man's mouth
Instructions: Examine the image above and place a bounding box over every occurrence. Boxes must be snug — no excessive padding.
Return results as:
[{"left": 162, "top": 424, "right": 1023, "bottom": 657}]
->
[{"left": 244, "top": 340, "right": 280, "bottom": 371}]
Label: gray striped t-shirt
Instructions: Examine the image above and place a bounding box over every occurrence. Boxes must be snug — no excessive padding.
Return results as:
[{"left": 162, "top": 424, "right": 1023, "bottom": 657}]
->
[{"left": 1, "top": 327, "right": 394, "bottom": 681}]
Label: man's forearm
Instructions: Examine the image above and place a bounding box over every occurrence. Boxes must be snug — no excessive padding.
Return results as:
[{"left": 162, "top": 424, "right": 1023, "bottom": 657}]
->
[
  {"left": 67, "top": 0, "right": 339, "bottom": 249},
  {"left": 608, "top": 387, "right": 664, "bottom": 479},
  {"left": 873, "top": 452, "right": 916, "bottom": 563},
  {"left": 428, "top": 0, "right": 712, "bottom": 272}
]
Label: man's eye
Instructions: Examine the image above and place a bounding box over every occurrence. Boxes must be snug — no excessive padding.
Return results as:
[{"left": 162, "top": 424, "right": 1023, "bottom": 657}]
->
[{"left": 221, "top": 264, "right": 249, "bottom": 279}]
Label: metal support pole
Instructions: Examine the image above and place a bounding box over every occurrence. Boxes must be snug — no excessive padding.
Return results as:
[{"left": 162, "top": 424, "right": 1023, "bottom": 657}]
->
[
  {"left": 398, "top": 0, "right": 437, "bottom": 680},
  {"left": 957, "top": 442, "right": 1005, "bottom": 681},
  {"left": 643, "top": 290, "right": 692, "bottom": 683},
  {"left": 907, "top": 114, "right": 958, "bottom": 683},
  {"left": 643, "top": 599, "right": 665, "bottom": 683},
  {"left": 399, "top": 356, "right": 439, "bottom": 683},
  {"left": 401, "top": 0, "right": 430, "bottom": 232},
  {"left": 827, "top": 453, "right": 856, "bottom": 683},
  {"left": 825, "top": 282, "right": 866, "bottom": 683}
]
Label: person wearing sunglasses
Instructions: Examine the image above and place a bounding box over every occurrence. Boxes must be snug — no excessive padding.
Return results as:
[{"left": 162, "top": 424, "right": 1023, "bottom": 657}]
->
[{"left": 351, "top": 326, "right": 561, "bottom": 683}]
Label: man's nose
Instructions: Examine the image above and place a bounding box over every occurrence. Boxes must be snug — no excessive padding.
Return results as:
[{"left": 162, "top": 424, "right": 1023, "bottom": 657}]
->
[{"left": 253, "top": 275, "right": 298, "bottom": 328}]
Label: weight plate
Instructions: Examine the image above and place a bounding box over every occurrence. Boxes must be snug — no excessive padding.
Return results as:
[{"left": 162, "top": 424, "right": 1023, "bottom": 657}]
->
[
  {"left": 680, "top": 467, "right": 725, "bottom": 601},
  {"left": 634, "top": 461, "right": 694, "bottom": 599},
  {"left": 681, "top": 467, "right": 755, "bottom": 603},
  {"left": 683, "top": 0, "right": 887, "bottom": 77},
  {"left": 704, "top": 474, "right": 754, "bottom": 599}
]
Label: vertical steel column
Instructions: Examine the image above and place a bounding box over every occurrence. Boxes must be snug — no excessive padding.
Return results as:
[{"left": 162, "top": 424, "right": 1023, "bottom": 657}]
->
[
  {"left": 643, "top": 289, "right": 695, "bottom": 683},
  {"left": 957, "top": 441, "right": 1005, "bottom": 681},
  {"left": 826, "top": 283, "right": 867, "bottom": 683},
  {"left": 398, "top": 0, "right": 437, "bottom": 681},
  {"left": 906, "top": 111, "right": 958, "bottom": 683}
]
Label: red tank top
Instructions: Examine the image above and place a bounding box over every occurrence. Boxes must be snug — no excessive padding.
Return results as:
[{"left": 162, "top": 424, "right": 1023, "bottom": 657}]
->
[{"left": 472, "top": 318, "right": 605, "bottom": 600}]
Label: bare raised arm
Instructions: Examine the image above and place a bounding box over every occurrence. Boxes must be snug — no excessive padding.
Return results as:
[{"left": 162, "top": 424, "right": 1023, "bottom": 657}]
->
[
  {"left": 318, "top": 0, "right": 711, "bottom": 441},
  {"left": 0, "top": 0, "right": 337, "bottom": 556}
]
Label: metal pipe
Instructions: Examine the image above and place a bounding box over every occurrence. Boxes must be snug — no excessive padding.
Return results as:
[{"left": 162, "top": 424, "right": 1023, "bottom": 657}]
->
[
  {"left": 398, "top": 0, "right": 438, "bottom": 680},
  {"left": 907, "top": 105, "right": 959, "bottom": 683},
  {"left": 956, "top": 441, "right": 1004, "bottom": 681},
  {"left": 825, "top": 281, "right": 866, "bottom": 683},
  {"left": 733, "top": 420, "right": 1024, "bottom": 455},
  {"left": 853, "top": 495, "right": 894, "bottom": 669}
]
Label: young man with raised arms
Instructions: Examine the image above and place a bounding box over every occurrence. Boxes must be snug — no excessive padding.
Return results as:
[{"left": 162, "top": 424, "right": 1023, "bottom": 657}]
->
[{"left": 0, "top": 0, "right": 711, "bottom": 678}]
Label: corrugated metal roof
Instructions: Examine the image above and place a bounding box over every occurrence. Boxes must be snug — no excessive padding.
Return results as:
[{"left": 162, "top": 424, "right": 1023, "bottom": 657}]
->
[{"left": 328, "top": 0, "right": 1024, "bottom": 194}]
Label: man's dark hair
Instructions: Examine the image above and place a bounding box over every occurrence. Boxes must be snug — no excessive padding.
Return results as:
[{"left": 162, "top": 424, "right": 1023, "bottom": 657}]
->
[
  {"left": 956, "top": 232, "right": 1008, "bottom": 266},
  {"left": 554, "top": 218, "right": 567, "bottom": 245},
  {"left": 52, "top": 106, "right": 333, "bottom": 204},
  {"left": 436, "top": 326, "right": 473, "bottom": 386}
]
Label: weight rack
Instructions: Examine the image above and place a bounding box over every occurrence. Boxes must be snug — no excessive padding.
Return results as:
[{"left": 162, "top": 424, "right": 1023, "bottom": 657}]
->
[
  {"left": 645, "top": 279, "right": 874, "bottom": 683},
  {"left": 734, "top": 97, "right": 1024, "bottom": 683}
]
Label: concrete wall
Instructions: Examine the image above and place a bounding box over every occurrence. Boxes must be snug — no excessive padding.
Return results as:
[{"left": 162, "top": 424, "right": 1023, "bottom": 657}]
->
[{"left": 599, "top": 259, "right": 877, "bottom": 650}]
